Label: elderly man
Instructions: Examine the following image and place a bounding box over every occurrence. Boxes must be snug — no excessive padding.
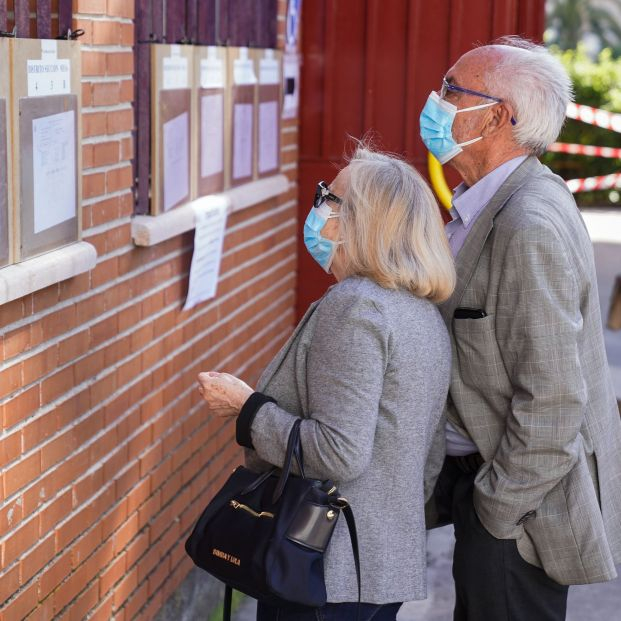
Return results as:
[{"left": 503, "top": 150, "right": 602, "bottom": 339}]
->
[{"left": 421, "top": 37, "right": 621, "bottom": 620}]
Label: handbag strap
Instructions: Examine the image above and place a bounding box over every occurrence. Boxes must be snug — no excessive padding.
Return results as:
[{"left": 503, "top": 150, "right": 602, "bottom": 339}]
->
[
  {"left": 272, "top": 419, "right": 303, "bottom": 503},
  {"left": 223, "top": 585, "right": 232, "bottom": 621}
]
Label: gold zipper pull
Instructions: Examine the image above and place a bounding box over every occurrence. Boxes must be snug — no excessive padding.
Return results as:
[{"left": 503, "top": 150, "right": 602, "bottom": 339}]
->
[{"left": 229, "top": 500, "right": 275, "bottom": 519}]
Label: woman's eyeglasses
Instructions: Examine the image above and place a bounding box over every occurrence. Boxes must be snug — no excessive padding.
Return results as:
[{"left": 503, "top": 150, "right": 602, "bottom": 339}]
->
[{"left": 314, "top": 181, "right": 343, "bottom": 209}]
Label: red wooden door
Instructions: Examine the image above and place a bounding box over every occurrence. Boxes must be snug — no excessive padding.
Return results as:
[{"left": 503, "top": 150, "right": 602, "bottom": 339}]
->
[{"left": 297, "top": 0, "right": 544, "bottom": 317}]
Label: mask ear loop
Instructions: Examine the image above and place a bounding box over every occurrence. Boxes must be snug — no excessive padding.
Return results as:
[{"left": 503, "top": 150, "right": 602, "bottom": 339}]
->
[{"left": 455, "top": 101, "right": 497, "bottom": 114}]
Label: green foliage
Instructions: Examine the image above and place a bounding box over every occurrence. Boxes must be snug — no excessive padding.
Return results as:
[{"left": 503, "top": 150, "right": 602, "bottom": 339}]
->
[{"left": 541, "top": 45, "right": 621, "bottom": 206}]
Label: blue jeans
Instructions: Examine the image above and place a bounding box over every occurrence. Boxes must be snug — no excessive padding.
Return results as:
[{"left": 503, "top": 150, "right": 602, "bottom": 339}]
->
[{"left": 256, "top": 601, "right": 402, "bottom": 621}]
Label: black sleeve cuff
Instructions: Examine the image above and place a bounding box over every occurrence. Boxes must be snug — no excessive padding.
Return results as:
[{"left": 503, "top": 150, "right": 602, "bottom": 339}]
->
[{"left": 236, "top": 392, "right": 277, "bottom": 449}]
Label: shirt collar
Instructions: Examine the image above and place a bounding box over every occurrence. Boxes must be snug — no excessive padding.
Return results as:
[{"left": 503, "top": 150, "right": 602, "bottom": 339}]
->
[{"left": 451, "top": 156, "right": 528, "bottom": 227}]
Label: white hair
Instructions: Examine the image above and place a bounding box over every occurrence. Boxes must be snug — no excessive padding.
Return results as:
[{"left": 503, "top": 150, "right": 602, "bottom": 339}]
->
[{"left": 482, "top": 36, "right": 574, "bottom": 156}]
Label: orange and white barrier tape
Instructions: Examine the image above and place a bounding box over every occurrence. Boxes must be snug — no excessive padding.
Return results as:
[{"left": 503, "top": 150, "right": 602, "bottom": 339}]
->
[
  {"left": 566, "top": 172, "right": 621, "bottom": 193},
  {"left": 566, "top": 102, "right": 621, "bottom": 133},
  {"left": 549, "top": 143, "right": 621, "bottom": 158}
]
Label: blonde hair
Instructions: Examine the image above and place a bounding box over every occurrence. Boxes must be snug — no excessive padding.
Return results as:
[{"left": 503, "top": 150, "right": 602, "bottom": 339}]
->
[{"left": 339, "top": 146, "right": 455, "bottom": 303}]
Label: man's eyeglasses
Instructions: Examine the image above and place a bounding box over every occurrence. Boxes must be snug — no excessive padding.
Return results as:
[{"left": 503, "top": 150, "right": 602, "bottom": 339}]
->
[
  {"left": 440, "top": 77, "right": 517, "bottom": 125},
  {"left": 314, "top": 181, "right": 343, "bottom": 209}
]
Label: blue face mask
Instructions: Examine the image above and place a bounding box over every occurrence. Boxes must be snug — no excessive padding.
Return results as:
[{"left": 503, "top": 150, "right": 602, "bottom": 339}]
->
[
  {"left": 419, "top": 91, "right": 496, "bottom": 164},
  {"left": 303, "top": 202, "right": 341, "bottom": 273}
]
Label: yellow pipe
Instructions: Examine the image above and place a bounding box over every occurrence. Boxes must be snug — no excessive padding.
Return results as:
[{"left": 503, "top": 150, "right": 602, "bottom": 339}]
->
[{"left": 427, "top": 152, "right": 453, "bottom": 211}]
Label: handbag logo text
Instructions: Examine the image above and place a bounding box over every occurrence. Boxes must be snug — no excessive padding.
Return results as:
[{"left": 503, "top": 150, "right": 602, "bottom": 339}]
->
[{"left": 212, "top": 548, "right": 241, "bottom": 566}]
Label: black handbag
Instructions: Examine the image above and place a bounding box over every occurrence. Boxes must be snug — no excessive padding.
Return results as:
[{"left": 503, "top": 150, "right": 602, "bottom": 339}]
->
[{"left": 185, "top": 419, "right": 361, "bottom": 621}]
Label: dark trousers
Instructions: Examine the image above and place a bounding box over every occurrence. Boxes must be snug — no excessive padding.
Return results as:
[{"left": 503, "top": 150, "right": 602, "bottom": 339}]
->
[
  {"left": 434, "top": 456, "right": 569, "bottom": 621},
  {"left": 256, "top": 601, "right": 402, "bottom": 621}
]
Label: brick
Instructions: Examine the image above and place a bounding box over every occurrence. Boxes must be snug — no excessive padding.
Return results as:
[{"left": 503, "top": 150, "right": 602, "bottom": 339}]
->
[
  {"left": 92, "top": 81, "right": 121, "bottom": 107},
  {"left": 91, "top": 20, "right": 121, "bottom": 45},
  {"left": 20, "top": 532, "right": 55, "bottom": 584},
  {"left": 91, "top": 141, "right": 121, "bottom": 168},
  {"left": 1, "top": 580, "right": 38, "bottom": 620},
  {"left": 75, "top": 0, "right": 107, "bottom": 13},
  {"left": 3, "top": 385, "right": 40, "bottom": 428},
  {"left": 72, "top": 19, "right": 93, "bottom": 45},
  {"left": 89, "top": 196, "right": 120, "bottom": 227},
  {"left": 65, "top": 580, "right": 99, "bottom": 621},
  {"left": 37, "top": 490, "right": 72, "bottom": 535},
  {"left": 107, "top": 52, "right": 134, "bottom": 76},
  {"left": 3, "top": 451, "right": 40, "bottom": 498},
  {"left": 2, "top": 515, "right": 38, "bottom": 568},
  {"left": 39, "top": 551, "right": 72, "bottom": 600},
  {"left": 21, "top": 410, "right": 55, "bottom": 454},
  {"left": 57, "top": 330, "right": 90, "bottom": 366},
  {"left": 120, "top": 22, "right": 134, "bottom": 46},
  {"left": 123, "top": 580, "right": 148, "bottom": 620},
  {"left": 99, "top": 552, "right": 126, "bottom": 596},
  {"left": 119, "top": 79, "right": 134, "bottom": 103},
  {"left": 3, "top": 325, "right": 31, "bottom": 360},
  {"left": 107, "top": 108, "right": 133, "bottom": 134},
  {"left": 88, "top": 592, "right": 114, "bottom": 621},
  {"left": 59, "top": 273, "right": 91, "bottom": 302},
  {"left": 82, "top": 51, "right": 107, "bottom": 76},
  {"left": 107, "top": 0, "right": 135, "bottom": 18},
  {"left": 83, "top": 171, "right": 106, "bottom": 200},
  {"left": 106, "top": 165, "right": 132, "bottom": 193},
  {"left": 0, "top": 431, "right": 20, "bottom": 465},
  {"left": 21, "top": 345, "right": 58, "bottom": 386},
  {"left": 0, "top": 562, "right": 20, "bottom": 606},
  {"left": 40, "top": 366, "right": 74, "bottom": 404},
  {"left": 82, "top": 81, "right": 93, "bottom": 107},
  {"left": 112, "top": 565, "right": 138, "bottom": 611},
  {"left": 83, "top": 112, "right": 107, "bottom": 138}
]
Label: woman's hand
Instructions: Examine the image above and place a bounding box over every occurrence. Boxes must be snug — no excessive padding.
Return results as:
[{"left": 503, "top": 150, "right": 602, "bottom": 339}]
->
[{"left": 197, "top": 371, "right": 254, "bottom": 418}]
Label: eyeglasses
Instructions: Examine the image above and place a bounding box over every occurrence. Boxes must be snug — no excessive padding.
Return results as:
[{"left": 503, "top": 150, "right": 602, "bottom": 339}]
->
[
  {"left": 313, "top": 181, "right": 343, "bottom": 209},
  {"left": 440, "top": 77, "right": 517, "bottom": 125}
]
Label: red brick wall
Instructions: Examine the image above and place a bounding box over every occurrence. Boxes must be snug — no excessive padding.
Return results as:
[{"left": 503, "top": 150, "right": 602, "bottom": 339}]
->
[{"left": 0, "top": 1, "right": 298, "bottom": 618}]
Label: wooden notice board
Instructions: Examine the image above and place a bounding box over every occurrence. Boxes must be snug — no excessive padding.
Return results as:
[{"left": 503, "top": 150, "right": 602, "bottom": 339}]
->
[
  {"left": 0, "top": 38, "right": 12, "bottom": 268},
  {"left": 151, "top": 44, "right": 194, "bottom": 215},
  {"left": 228, "top": 47, "right": 257, "bottom": 188},
  {"left": 12, "top": 38, "right": 82, "bottom": 262},
  {"left": 252, "top": 49, "right": 282, "bottom": 179},
  {"left": 194, "top": 45, "right": 229, "bottom": 197}
]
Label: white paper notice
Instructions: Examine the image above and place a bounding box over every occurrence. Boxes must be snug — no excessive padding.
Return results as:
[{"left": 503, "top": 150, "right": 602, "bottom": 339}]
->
[
  {"left": 32, "top": 110, "right": 76, "bottom": 234},
  {"left": 201, "top": 93, "right": 224, "bottom": 178},
  {"left": 259, "top": 101, "right": 278, "bottom": 174},
  {"left": 233, "top": 103, "right": 253, "bottom": 180},
  {"left": 163, "top": 56, "right": 189, "bottom": 90},
  {"left": 184, "top": 201, "right": 228, "bottom": 311},
  {"left": 163, "top": 112, "right": 190, "bottom": 211},
  {"left": 27, "top": 59, "right": 71, "bottom": 97}
]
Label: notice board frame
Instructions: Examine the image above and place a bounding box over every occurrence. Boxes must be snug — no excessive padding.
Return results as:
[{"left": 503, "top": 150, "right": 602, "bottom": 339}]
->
[
  {"left": 252, "top": 48, "right": 282, "bottom": 179},
  {"left": 11, "top": 37, "right": 82, "bottom": 262},
  {"left": 150, "top": 44, "right": 194, "bottom": 216},
  {"left": 0, "top": 38, "right": 12, "bottom": 268},
  {"left": 195, "top": 45, "right": 229, "bottom": 198},
  {"left": 228, "top": 47, "right": 257, "bottom": 188}
]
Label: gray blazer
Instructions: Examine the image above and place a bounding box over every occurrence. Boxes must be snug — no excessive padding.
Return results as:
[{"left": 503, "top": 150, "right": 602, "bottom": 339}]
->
[
  {"left": 439, "top": 156, "right": 621, "bottom": 585},
  {"left": 246, "top": 276, "right": 451, "bottom": 604}
]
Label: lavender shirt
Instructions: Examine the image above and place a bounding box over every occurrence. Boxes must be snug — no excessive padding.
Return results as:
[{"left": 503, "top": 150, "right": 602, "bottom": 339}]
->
[{"left": 445, "top": 156, "right": 527, "bottom": 456}]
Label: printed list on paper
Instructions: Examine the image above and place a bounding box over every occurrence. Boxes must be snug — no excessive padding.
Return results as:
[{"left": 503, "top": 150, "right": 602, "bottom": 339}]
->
[
  {"left": 183, "top": 201, "right": 228, "bottom": 311},
  {"left": 201, "top": 93, "right": 224, "bottom": 179},
  {"left": 163, "top": 111, "right": 190, "bottom": 211},
  {"left": 32, "top": 110, "right": 77, "bottom": 233},
  {"left": 233, "top": 103, "right": 253, "bottom": 180},
  {"left": 259, "top": 100, "right": 278, "bottom": 173}
]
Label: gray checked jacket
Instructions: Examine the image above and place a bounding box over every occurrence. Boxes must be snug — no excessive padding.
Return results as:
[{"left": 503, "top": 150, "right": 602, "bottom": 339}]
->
[
  {"left": 439, "top": 156, "right": 621, "bottom": 585},
  {"left": 245, "top": 276, "right": 452, "bottom": 604}
]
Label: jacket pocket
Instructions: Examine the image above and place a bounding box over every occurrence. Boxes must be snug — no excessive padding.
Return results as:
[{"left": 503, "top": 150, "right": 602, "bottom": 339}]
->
[{"left": 452, "top": 315, "right": 508, "bottom": 393}]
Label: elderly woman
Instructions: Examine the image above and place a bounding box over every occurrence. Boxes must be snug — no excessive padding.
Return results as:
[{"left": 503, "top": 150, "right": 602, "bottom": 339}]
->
[{"left": 198, "top": 146, "right": 456, "bottom": 621}]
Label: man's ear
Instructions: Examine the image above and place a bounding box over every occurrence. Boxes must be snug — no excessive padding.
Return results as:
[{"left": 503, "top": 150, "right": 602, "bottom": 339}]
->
[{"left": 481, "top": 103, "right": 513, "bottom": 137}]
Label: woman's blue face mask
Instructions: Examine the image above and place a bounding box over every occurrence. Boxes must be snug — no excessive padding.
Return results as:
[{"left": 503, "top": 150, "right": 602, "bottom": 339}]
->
[{"left": 304, "top": 182, "right": 343, "bottom": 273}]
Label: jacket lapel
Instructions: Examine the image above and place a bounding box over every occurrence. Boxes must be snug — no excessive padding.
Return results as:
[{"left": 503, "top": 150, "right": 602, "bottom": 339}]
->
[{"left": 439, "top": 157, "right": 543, "bottom": 326}]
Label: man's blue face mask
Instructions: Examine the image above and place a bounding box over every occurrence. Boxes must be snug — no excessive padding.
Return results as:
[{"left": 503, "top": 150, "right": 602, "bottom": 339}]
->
[
  {"left": 304, "top": 181, "right": 343, "bottom": 274},
  {"left": 419, "top": 91, "right": 497, "bottom": 164}
]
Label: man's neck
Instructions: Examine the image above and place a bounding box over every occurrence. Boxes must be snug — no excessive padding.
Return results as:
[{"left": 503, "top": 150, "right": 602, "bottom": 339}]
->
[{"left": 452, "top": 146, "right": 529, "bottom": 187}]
